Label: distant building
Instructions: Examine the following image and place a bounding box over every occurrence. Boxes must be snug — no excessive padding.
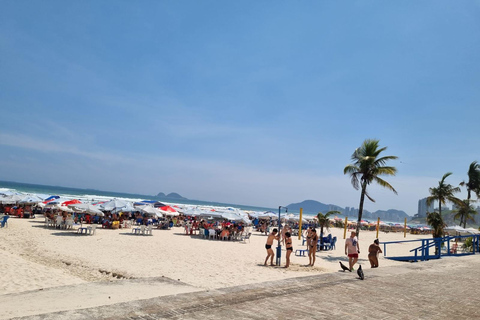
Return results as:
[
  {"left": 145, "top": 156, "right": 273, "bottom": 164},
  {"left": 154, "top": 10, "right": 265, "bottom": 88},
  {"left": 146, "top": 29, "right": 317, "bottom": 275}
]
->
[{"left": 417, "top": 198, "right": 434, "bottom": 218}]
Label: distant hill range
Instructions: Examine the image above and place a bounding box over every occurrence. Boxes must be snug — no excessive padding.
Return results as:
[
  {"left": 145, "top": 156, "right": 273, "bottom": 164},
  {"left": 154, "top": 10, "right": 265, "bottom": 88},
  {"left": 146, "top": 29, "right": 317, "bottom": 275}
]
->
[
  {"left": 156, "top": 192, "right": 188, "bottom": 200},
  {"left": 285, "top": 200, "right": 410, "bottom": 222}
]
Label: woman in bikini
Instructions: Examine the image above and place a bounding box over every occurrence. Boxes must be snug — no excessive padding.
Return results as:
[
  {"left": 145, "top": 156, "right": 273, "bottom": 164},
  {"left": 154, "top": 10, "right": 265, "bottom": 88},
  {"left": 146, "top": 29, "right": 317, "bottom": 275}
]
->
[
  {"left": 285, "top": 232, "right": 293, "bottom": 268},
  {"left": 308, "top": 228, "right": 318, "bottom": 266}
]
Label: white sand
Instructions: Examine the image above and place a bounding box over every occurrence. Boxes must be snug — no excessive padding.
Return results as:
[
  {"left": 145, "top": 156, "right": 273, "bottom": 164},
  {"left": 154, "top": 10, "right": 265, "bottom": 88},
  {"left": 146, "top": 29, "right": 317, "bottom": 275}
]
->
[{"left": 0, "top": 216, "right": 434, "bottom": 318}]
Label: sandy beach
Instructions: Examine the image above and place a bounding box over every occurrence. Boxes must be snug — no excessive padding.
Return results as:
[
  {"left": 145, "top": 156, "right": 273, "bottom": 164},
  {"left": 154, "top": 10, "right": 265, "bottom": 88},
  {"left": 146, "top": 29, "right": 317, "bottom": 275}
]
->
[{"left": 0, "top": 216, "right": 437, "bottom": 319}]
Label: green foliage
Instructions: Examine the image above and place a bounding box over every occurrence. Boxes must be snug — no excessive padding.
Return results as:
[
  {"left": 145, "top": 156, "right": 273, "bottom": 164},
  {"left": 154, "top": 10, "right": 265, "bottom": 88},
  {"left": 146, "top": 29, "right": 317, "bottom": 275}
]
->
[
  {"left": 463, "top": 237, "right": 473, "bottom": 252},
  {"left": 344, "top": 139, "right": 398, "bottom": 238},
  {"left": 426, "top": 211, "right": 445, "bottom": 239},
  {"left": 453, "top": 200, "right": 478, "bottom": 228},
  {"left": 427, "top": 173, "right": 463, "bottom": 219}
]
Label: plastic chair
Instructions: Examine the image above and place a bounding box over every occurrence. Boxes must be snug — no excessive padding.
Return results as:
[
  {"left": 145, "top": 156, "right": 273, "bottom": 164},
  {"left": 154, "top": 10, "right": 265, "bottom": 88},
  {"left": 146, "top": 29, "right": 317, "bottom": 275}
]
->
[
  {"left": 87, "top": 224, "right": 97, "bottom": 236},
  {"left": 1, "top": 215, "right": 9, "bottom": 228},
  {"left": 208, "top": 229, "right": 216, "bottom": 240},
  {"left": 241, "top": 232, "right": 252, "bottom": 243},
  {"left": 65, "top": 219, "right": 74, "bottom": 229},
  {"left": 55, "top": 216, "right": 64, "bottom": 229},
  {"left": 145, "top": 224, "right": 153, "bottom": 235}
]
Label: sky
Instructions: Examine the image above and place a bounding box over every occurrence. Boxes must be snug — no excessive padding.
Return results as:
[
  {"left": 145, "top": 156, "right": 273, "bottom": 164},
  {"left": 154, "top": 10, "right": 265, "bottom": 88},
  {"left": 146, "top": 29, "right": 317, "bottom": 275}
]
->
[{"left": 1, "top": 1, "right": 480, "bottom": 215}]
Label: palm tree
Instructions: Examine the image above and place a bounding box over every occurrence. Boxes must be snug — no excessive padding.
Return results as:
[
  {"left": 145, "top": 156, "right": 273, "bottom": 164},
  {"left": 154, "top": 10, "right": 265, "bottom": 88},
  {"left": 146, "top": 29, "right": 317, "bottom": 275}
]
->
[
  {"left": 344, "top": 139, "right": 398, "bottom": 239},
  {"left": 426, "top": 211, "right": 445, "bottom": 239},
  {"left": 426, "top": 172, "right": 463, "bottom": 219},
  {"left": 453, "top": 200, "right": 478, "bottom": 228},
  {"left": 317, "top": 210, "right": 340, "bottom": 249},
  {"left": 459, "top": 161, "right": 480, "bottom": 226},
  {"left": 426, "top": 211, "right": 446, "bottom": 255}
]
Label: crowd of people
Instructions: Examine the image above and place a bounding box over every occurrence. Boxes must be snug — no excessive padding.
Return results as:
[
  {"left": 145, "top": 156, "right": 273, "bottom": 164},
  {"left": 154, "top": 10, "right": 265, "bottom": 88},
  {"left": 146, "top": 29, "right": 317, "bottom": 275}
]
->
[{"left": 263, "top": 226, "right": 384, "bottom": 271}]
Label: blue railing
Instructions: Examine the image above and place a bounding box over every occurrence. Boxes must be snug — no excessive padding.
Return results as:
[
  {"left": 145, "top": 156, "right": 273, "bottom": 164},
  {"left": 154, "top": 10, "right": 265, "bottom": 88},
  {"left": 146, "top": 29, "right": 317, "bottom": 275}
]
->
[{"left": 382, "top": 234, "right": 480, "bottom": 262}]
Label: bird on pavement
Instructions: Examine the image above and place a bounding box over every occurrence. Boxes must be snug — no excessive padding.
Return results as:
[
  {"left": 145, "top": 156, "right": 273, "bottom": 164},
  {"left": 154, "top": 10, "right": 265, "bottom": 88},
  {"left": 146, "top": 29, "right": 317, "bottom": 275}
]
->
[
  {"left": 339, "top": 261, "right": 350, "bottom": 272},
  {"left": 357, "top": 265, "right": 364, "bottom": 280}
]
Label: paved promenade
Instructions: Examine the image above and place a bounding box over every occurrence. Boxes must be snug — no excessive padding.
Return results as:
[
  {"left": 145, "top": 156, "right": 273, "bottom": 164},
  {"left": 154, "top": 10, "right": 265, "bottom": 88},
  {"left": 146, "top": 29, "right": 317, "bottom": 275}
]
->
[{"left": 15, "top": 255, "right": 480, "bottom": 320}]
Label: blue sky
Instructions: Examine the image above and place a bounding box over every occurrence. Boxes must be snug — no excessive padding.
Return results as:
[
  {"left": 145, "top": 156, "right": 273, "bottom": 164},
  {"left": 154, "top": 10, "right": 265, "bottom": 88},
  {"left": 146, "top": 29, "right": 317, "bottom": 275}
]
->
[{"left": 1, "top": 1, "right": 479, "bottom": 215}]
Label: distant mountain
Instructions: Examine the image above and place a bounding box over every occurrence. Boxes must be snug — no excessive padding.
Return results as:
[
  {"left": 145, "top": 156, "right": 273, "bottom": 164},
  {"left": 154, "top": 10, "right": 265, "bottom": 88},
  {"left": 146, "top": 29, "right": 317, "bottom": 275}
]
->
[
  {"left": 285, "top": 200, "right": 410, "bottom": 222},
  {"left": 285, "top": 200, "right": 343, "bottom": 215},
  {"left": 156, "top": 192, "right": 188, "bottom": 200}
]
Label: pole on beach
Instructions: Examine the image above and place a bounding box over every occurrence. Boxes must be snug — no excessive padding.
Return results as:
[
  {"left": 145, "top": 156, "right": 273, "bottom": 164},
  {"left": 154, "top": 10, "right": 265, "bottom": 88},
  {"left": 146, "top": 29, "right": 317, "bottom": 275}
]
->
[
  {"left": 404, "top": 217, "right": 407, "bottom": 238},
  {"left": 343, "top": 217, "right": 348, "bottom": 239},
  {"left": 298, "top": 208, "right": 303, "bottom": 240},
  {"left": 276, "top": 206, "right": 288, "bottom": 266},
  {"left": 376, "top": 217, "right": 380, "bottom": 239}
]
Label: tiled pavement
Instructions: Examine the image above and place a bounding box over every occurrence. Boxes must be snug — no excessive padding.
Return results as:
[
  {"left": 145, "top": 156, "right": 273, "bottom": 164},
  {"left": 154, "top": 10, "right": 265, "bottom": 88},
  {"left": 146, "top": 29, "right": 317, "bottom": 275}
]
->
[{"left": 15, "top": 255, "right": 480, "bottom": 320}]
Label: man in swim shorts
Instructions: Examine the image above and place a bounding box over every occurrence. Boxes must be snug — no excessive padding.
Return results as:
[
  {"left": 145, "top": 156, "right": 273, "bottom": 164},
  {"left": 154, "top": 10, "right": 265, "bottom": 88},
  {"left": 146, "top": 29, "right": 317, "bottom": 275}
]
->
[
  {"left": 345, "top": 231, "right": 360, "bottom": 271},
  {"left": 264, "top": 228, "right": 279, "bottom": 266}
]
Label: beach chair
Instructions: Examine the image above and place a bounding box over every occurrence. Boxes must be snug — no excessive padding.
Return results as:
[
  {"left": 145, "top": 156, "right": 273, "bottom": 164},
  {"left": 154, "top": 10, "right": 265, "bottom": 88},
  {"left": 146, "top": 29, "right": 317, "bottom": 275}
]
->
[
  {"left": 208, "top": 229, "right": 216, "bottom": 240},
  {"left": 0, "top": 215, "right": 9, "bottom": 228},
  {"left": 87, "top": 224, "right": 97, "bottom": 236},
  {"left": 65, "top": 219, "right": 74, "bottom": 229},
  {"left": 132, "top": 225, "right": 144, "bottom": 235},
  {"left": 241, "top": 232, "right": 252, "bottom": 243},
  {"left": 144, "top": 224, "right": 153, "bottom": 236},
  {"left": 323, "top": 236, "right": 337, "bottom": 250},
  {"left": 55, "top": 216, "right": 64, "bottom": 229}
]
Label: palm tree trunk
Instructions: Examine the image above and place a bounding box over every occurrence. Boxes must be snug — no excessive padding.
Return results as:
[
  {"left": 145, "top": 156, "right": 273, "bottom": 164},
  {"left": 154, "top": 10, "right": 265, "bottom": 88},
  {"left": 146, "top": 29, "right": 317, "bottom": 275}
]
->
[
  {"left": 436, "top": 201, "right": 442, "bottom": 255},
  {"left": 356, "top": 180, "right": 367, "bottom": 239},
  {"left": 320, "top": 226, "right": 324, "bottom": 250},
  {"left": 464, "top": 190, "right": 471, "bottom": 228}
]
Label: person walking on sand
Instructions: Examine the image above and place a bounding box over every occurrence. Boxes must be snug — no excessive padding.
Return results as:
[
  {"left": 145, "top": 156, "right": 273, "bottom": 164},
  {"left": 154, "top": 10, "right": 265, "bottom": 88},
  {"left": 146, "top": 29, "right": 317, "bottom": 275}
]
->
[
  {"left": 368, "top": 239, "right": 382, "bottom": 268},
  {"left": 285, "top": 231, "right": 293, "bottom": 268},
  {"left": 345, "top": 231, "right": 360, "bottom": 271},
  {"left": 264, "top": 228, "right": 279, "bottom": 266},
  {"left": 308, "top": 228, "right": 318, "bottom": 266}
]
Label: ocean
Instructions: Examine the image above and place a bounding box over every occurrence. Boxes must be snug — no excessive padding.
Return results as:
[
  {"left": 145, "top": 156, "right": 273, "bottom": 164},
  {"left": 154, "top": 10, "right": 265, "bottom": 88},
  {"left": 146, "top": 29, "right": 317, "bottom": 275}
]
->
[{"left": 0, "top": 180, "right": 278, "bottom": 213}]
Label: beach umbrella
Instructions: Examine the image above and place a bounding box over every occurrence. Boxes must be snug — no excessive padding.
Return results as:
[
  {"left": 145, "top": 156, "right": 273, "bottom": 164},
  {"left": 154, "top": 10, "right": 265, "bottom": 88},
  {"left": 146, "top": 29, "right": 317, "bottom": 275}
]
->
[
  {"left": 140, "top": 205, "right": 163, "bottom": 217},
  {"left": 19, "top": 195, "right": 44, "bottom": 204},
  {"left": 61, "top": 199, "right": 82, "bottom": 206},
  {"left": 182, "top": 207, "right": 204, "bottom": 217},
  {"left": 100, "top": 199, "right": 131, "bottom": 211},
  {"left": 159, "top": 205, "right": 177, "bottom": 213},
  {"left": 0, "top": 194, "right": 24, "bottom": 204},
  {"left": 68, "top": 203, "right": 105, "bottom": 216}
]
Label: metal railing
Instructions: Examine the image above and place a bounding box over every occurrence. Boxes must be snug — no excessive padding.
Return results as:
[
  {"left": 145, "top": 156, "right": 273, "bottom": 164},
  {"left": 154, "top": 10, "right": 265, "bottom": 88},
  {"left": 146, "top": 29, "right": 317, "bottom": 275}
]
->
[{"left": 381, "top": 234, "right": 480, "bottom": 262}]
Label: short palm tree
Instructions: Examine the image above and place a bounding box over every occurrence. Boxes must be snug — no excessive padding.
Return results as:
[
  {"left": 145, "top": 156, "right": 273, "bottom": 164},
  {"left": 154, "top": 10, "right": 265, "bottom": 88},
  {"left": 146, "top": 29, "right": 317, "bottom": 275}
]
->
[
  {"left": 426, "top": 211, "right": 445, "bottom": 239},
  {"left": 459, "top": 161, "right": 480, "bottom": 226},
  {"left": 317, "top": 210, "right": 340, "bottom": 249},
  {"left": 344, "top": 139, "right": 398, "bottom": 239},
  {"left": 453, "top": 200, "right": 478, "bottom": 228},
  {"left": 426, "top": 211, "right": 446, "bottom": 255},
  {"left": 426, "top": 172, "right": 463, "bottom": 219}
]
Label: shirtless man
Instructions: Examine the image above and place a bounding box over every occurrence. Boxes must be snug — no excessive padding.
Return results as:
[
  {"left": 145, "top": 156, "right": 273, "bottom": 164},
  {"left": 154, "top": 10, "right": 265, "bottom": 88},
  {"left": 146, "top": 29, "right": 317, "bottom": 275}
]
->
[
  {"left": 264, "top": 228, "right": 279, "bottom": 266},
  {"left": 345, "top": 231, "right": 360, "bottom": 271}
]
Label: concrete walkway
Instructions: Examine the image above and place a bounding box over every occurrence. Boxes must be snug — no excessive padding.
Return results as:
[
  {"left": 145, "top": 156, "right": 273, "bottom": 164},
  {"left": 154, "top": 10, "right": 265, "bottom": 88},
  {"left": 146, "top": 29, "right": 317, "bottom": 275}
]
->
[{"left": 14, "top": 255, "right": 480, "bottom": 320}]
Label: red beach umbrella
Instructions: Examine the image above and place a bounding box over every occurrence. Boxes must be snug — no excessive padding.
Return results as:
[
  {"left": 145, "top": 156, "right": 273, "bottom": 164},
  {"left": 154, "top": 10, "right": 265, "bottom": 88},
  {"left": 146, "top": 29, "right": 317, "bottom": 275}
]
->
[
  {"left": 159, "top": 205, "right": 177, "bottom": 213},
  {"left": 62, "top": 199, "right": 82, "bottom": 206}
]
